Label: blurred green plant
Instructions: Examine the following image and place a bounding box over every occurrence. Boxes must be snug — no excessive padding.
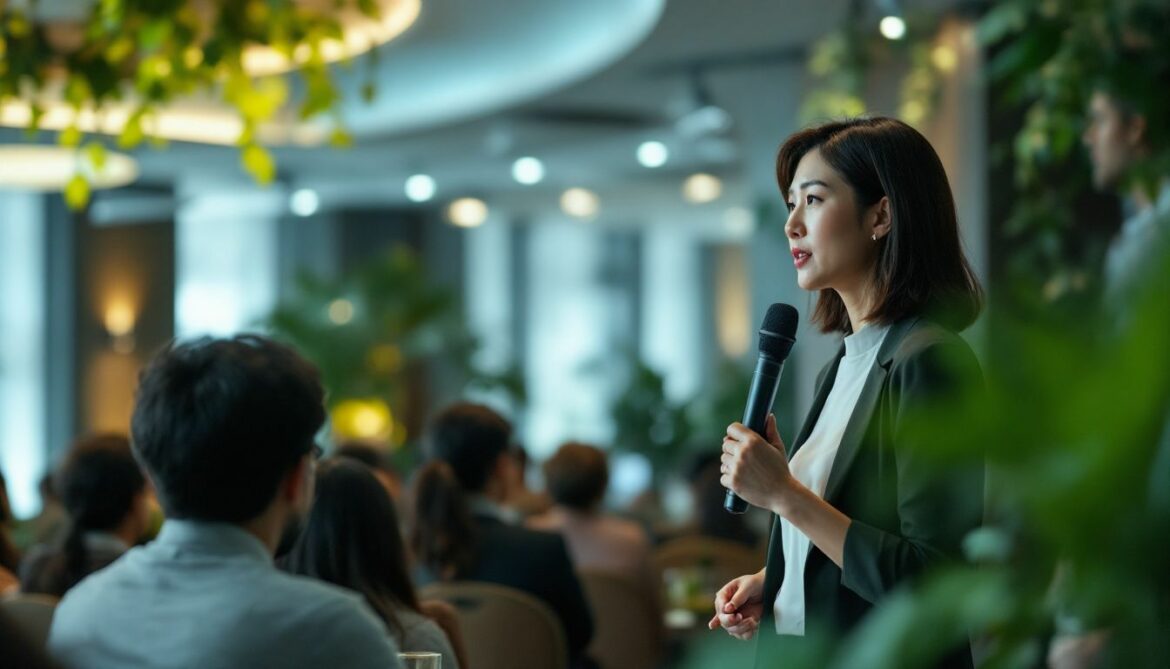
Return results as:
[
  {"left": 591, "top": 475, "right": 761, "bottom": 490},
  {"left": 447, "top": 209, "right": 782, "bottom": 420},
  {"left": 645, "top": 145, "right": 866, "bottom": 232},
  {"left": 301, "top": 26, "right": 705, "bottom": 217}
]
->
[
  {"left": 264, "top": 245, "right": 525, "bottom": 452},
  {"left": 979, "top": 0, "right": 1170, "bottom": 305},
  {"left": 801, "top": 5, "right": 950, "bottom": 128},
  {"left": 0, "top": 0, "right": 390, "bottom": 207}
]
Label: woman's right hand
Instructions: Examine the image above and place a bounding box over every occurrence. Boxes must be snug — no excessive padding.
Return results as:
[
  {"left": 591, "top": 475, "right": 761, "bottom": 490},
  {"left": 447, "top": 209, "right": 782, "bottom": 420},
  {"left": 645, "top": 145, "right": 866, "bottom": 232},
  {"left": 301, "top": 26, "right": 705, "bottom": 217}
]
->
[{"left": 707, "top": 568, "right": 766, "bottom": 640}]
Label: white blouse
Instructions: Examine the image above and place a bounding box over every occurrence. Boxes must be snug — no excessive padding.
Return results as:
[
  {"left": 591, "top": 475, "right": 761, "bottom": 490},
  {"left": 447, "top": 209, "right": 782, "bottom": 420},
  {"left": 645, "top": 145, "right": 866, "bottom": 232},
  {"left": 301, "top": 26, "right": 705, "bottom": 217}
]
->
[{"left": 773, "top": 323, "right": 889, "bottom": 635}]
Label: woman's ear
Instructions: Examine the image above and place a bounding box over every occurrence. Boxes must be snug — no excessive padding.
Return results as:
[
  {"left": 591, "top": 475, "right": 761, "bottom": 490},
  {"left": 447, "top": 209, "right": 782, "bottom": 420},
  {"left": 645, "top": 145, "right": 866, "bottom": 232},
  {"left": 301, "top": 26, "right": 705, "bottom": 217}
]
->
[{"left": 869, "top": 196, "right": 892, "bottom": 240}]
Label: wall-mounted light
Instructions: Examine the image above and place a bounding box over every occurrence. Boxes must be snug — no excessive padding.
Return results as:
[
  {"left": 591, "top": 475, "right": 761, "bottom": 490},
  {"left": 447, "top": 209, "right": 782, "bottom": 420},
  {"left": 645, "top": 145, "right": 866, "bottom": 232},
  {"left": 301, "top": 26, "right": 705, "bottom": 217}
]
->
[
  {"left": 560, "top": 188, "right": 600, "bottom": 219},
  {"left": 104, "top": 298, "right": 137, "bottom": 354}
]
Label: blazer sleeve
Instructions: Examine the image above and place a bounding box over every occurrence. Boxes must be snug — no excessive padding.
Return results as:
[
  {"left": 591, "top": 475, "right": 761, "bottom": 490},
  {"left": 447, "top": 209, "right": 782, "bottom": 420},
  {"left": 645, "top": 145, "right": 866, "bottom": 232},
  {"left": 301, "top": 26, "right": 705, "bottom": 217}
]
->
[
  {"left": 538, "top": 532, "right": 595, "bottom": 658},
  {"left": 840, "top": 333, "right": 985, "bottom": 604}
]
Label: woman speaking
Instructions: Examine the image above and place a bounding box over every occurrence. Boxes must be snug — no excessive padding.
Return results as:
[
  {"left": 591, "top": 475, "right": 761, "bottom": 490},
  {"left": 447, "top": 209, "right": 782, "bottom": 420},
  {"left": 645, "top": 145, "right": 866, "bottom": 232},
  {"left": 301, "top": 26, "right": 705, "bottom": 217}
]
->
[{"left": 709, "top": 117, "right": 985, "bottom": 667}]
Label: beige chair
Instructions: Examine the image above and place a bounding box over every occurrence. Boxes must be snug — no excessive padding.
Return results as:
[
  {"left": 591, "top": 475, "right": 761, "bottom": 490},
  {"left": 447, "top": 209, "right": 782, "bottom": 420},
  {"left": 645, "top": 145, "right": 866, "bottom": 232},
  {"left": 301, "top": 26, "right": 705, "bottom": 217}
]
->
[
  {"left": 0, "top": 593, "right": 60, "bottom": 649},
  {"left": 420, "top": 581, "right": 568, "bottom": 669},
  {"left": 578, "top": 570, "right": 663, "bottom": 669},
  {"left": 652, "top": 536, "right": 766, "bottom": 615}
]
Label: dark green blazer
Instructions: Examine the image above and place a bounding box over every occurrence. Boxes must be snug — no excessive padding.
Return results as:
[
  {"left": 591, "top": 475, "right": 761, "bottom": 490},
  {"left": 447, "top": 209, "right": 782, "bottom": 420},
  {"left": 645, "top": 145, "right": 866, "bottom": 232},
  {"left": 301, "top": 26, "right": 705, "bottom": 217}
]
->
[{"left": 755, "top": 317, "right": 984, "bottom": 668}]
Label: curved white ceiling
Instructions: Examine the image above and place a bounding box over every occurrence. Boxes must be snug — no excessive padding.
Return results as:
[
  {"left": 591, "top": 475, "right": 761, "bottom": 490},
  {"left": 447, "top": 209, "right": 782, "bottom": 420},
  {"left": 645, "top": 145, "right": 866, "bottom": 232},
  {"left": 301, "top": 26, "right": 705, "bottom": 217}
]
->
[{"left": 335, "top": 0, "right": 666, "bottom": 137}]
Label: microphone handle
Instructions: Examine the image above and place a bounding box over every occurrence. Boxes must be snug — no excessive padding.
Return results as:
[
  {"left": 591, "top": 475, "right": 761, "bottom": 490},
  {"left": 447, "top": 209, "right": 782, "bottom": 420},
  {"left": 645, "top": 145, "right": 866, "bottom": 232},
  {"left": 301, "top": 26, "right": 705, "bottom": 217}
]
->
[{"left": 724, "top": 355, "right": 785, "bottom": 514}]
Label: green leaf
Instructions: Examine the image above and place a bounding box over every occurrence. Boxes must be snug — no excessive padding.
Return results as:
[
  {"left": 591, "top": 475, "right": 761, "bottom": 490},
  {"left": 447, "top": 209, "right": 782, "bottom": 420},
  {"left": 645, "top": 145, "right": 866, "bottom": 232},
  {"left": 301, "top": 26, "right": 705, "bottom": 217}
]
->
[
  {"left": 241, "top": 144, "right": 276, "bottom": 184},
  {"left": 59, "top": 125, "right": 83, "bottom": 148},
  {"left": 64, "top": 174, "right": 91, "bottom": 210},
  {"left": 84, "top": 141, "right": 108, "bottom": 172},
  {"left": 361, "top": 82, "right": 376, "bottom": 104},
  {"left": 977, "top": 2, "right": 1028, "bottom": 45},
  {"left": 118, "top": 109, "right": 146, "bottom": 149},
  {"left": 330, "top": 127, "right": 353, "bottom": 148}
]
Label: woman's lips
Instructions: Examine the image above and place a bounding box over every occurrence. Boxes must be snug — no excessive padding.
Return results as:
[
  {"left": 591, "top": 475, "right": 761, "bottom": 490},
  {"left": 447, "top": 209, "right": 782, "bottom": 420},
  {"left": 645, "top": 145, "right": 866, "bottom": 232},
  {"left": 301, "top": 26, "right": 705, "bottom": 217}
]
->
[{"left": 792, "top": 248, "right": 811, "bottom": 269}]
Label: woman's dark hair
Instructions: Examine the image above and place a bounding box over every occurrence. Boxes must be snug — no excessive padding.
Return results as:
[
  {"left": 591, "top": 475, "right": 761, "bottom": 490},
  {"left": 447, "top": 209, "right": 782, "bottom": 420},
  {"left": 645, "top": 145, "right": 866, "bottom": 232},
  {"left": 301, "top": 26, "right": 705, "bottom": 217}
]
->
[
  {"left": 29, "top": 435, "right": 146, "bottom": 595},
  {"left": 284, "top": 459, "right": 420, "bottom": 639},
  {"left": 776, "top": 117, "right": 983, "bottom": 333},
  {"left": 410, "top": 402, "right": 512, "bottom": 578},
  {"left": 410, "top": 460, "right": 477, "bottom": 580},
  {"left": 543, "top": 442, "right": 608, "bottom": 511},
  {"left": 131, "top": 335, "right": 325, "bottom": 523}
]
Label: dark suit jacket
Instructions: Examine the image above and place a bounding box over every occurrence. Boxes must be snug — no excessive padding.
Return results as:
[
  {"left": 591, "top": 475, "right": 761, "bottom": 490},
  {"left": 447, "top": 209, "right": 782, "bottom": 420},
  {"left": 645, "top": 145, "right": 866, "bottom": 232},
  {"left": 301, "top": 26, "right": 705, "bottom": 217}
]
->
[
  {"left": 755, "top": 317, "right": 985, "bottom": 668},
  {"left": 459, "top": 514, "right": 595, "bottom": 664}
]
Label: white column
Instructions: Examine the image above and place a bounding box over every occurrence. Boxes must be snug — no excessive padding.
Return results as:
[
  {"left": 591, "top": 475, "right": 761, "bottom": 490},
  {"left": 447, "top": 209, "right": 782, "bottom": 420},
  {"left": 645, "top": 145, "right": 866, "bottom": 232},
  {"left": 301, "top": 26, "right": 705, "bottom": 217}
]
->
[
  {"left": 641, "top": 228, "right": 703, "bottom": 402},
  {"left": 0, "top": 192, "right": 47, "bottom": 516},
  {"left": 175, "top": 184, "right": 282, "bottom": 338}
]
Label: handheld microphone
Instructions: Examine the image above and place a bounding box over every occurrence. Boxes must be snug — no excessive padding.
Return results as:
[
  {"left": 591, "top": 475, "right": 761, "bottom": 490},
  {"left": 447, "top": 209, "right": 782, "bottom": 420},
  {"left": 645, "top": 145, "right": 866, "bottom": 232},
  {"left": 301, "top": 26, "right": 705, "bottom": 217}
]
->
[{"left": 724, "top": 303, "right": 799, "bottom": 514}]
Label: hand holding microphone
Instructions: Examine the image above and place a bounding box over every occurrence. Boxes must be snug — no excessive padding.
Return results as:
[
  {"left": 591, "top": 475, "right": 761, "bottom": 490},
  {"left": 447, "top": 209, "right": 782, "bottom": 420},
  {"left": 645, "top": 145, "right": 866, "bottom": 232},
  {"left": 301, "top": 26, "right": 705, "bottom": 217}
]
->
[{"left": 723, "top": 303, "right": 798, "bottom": 514}]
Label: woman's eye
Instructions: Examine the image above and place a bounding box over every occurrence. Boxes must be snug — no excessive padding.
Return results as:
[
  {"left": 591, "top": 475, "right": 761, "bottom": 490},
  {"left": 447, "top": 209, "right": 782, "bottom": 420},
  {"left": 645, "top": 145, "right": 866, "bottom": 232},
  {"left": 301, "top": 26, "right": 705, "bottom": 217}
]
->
[
  {"left": 785, "top": 201, "right": 795, "bottom": 213},
  {"left": 806, "top": 194, "right": 820, "bottom": 206}
]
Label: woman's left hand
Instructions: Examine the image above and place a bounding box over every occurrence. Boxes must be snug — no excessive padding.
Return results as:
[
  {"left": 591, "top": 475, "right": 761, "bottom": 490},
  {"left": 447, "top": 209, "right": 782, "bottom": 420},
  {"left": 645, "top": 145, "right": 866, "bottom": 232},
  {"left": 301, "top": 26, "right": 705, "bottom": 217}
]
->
[{"left": 721, "top": 414, "right": 794, "bottom": 512}]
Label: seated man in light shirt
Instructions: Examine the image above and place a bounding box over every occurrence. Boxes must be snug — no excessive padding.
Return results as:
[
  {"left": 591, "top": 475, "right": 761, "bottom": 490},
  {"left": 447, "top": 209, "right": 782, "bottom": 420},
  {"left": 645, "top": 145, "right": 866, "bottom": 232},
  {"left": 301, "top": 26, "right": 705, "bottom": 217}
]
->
[{"left": 48, "top": 335, "right": 401, "bottom": 669}]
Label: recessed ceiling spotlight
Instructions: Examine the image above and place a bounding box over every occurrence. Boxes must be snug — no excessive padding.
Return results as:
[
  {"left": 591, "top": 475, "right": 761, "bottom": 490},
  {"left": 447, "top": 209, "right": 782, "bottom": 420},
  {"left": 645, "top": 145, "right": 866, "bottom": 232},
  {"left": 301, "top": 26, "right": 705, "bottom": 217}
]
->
[
  {"left": 682, "top": 173, "right": 722, "bottom": 204},
  {"left": 447, "top": 197, "right": 488, "bottom": 227},
  {"left": 880, "top": 16, "right": 907, "bottom": 40},
  {"left": 560, "top": 188, "right": 600, "bottom": 219},
  {"left": 290, "top": 188, "right": 320, "bottom": 217},
  {"left": 405, "top": 174, "right": 436, "bottom": 202},
  {"left": 512, "top": 156, "right": 545, "bottom": 185},
  {"left": 636, "top": 141, "right": 669, "bottom": 168}
]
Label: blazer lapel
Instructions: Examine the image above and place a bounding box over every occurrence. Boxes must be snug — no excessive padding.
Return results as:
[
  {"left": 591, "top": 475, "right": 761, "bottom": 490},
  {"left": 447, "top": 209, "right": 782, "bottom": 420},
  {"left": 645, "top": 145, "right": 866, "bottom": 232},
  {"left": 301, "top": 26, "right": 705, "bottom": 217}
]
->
[{"left": 822, "top": 318, "right": 919, "bottom": 503}]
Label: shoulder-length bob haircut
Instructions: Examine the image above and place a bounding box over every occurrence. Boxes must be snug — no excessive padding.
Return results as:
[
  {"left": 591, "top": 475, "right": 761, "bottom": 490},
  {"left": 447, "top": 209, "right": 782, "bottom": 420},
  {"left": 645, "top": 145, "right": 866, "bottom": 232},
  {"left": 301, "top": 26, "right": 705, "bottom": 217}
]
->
[{"left": 776, "top": 117, "right": 983, "bottom": 333}]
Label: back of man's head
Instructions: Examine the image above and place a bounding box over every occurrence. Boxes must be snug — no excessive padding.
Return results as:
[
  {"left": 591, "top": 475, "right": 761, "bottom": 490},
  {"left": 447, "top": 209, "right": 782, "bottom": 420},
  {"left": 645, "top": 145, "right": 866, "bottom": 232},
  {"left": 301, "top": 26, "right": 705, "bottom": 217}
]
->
[
  {"left": 131, "top": 335, "right": 325, "bottom": 523},
  {"left": 426, "top": 402, "right": 511, "bottom": 493}
]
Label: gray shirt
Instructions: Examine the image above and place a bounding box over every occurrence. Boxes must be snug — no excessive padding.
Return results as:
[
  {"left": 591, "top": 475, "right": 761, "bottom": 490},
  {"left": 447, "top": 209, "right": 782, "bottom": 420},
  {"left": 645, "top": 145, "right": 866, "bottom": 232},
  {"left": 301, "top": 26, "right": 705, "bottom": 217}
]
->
[{"left": 48, "top": 520, "right": 401, "bottom": 669}]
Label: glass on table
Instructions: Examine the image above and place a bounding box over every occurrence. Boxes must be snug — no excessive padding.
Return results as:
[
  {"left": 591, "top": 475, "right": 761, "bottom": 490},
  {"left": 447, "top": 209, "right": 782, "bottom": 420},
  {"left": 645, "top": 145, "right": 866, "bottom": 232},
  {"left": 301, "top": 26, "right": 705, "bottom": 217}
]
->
[{"left": 398, "top": 651, "right": 441, "bottom": 669}]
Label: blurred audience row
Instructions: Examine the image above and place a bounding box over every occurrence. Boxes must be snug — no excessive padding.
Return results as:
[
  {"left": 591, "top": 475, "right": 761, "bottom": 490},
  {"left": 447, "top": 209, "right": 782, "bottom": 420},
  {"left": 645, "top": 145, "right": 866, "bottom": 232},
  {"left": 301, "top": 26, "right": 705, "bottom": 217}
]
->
[{"left": 0, "top": 336, "right": 760, "bottom": 669}]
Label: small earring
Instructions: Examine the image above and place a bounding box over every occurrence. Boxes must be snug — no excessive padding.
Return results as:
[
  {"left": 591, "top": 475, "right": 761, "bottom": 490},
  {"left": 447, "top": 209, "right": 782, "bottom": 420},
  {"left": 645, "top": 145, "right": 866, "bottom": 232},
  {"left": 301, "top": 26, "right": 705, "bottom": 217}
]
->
[{"left": 871, "top": 233, "right": 877, "bottom": 241}]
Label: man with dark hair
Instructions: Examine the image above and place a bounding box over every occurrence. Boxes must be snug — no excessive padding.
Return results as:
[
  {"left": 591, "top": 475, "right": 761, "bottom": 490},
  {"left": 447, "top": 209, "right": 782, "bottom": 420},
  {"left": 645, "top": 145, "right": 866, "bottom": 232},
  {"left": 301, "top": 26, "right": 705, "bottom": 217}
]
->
[{"left": 48, "top": 336, "right": 400, "bottom": 668}]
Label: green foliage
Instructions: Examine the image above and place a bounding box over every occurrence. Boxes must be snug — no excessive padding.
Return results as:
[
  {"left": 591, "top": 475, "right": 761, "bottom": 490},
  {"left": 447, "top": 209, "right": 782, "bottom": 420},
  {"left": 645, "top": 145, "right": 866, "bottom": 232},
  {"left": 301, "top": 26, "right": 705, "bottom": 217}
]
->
[
  {"left": 980, "top": 0, "right": 1170, "bottom": 301},
  {"left": 801, "top": 9, "right": 946, "bottom": 127},
  {"left": 0, "top": 0, "right": 386, "bottom": 207},
  {"left": 264, "top": 246, "right": 525, "bottom": 445}
]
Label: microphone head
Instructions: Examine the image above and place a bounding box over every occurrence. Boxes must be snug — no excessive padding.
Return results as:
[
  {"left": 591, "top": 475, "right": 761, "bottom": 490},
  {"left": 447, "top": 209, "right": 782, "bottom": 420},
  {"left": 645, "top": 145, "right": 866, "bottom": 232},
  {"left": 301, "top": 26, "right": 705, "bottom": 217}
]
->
[{"left": 759, "top": 303, "right": 798, "bottom": 360}]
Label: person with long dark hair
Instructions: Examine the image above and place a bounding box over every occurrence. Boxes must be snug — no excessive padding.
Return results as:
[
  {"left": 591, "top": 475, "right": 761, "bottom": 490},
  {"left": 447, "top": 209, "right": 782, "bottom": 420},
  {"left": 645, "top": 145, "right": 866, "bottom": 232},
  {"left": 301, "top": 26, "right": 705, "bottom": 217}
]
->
[
  {"left": 284, "top": 458, "right": 463, "bottom": 669},
  {"left": 709, "top": 117, "right": 985, "bottom": 667},
  {"left": 412, "top": 402, "right": 596, "bottom": 669},
  {"left": 21, "top": 435, "right": 149, "bottom": 597}
]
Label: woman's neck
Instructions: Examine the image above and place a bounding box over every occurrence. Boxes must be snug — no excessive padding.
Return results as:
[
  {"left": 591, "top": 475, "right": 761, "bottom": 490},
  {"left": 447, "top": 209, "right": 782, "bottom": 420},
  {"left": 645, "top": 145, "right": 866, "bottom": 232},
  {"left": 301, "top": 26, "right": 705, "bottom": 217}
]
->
[{"left": 837, "top": 283, "right": 876, "bottom": 333}]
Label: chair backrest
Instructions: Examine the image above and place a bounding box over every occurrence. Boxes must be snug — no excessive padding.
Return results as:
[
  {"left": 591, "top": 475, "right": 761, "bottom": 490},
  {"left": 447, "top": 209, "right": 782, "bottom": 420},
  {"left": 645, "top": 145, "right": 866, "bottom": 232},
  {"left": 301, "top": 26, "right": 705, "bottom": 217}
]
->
[
  {"left": 652, "top": 536, "right": 765, "bottom": 601},
  {"left": 578, "top": 570, "right": 663, "bottom": 669},
  {"left": 420, "top": 581, "right": 568, "bottom": 669},
  {"left": 0, "top": 593, "right": 60, "bottom": 649}
]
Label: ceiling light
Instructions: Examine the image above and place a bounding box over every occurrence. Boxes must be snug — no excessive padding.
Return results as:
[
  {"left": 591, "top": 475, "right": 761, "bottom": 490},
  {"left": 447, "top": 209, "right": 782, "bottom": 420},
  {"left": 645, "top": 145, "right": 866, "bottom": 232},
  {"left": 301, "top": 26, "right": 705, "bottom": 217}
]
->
[
  {"left": 448, "top": 198, "right": 488, "bottom": 228},
  {"left": 636, "top": 141, "right": 668, "bottom": 168},
  {"left": 290, "top": 188, "right": 320, "bottom": 217},
  {"left": 0, "top": 145, "right": 138, "bottom": 191},
  {"left": 880, "top": 16, "right": 907, "bottom": 40},
  {"left": 675, "top": 105, "right": 733, "bottom": 138},
  {"left": 723, "top": 207, "right": 756, "bottom": 238},
  {"left": 405, "top": 174, "right": 436, "bottom": 202},
  {"left": 243, "top": 0, "right": 421, "bottom": 75},
  {"left": 512, "top": 157, "right": 544, "bottom": 185},
  {"left": 560, "top": 188, "right": 600, "bottom": 219},
  {"left": 682, "top": 173, "right": 722, "bottom": 204}
]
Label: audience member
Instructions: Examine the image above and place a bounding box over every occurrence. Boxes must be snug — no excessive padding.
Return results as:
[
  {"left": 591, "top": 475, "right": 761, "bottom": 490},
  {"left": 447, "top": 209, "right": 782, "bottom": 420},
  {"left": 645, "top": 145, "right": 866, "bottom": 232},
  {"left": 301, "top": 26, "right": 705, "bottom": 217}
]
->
[
  {"left": 502, "top": 442, "right": 552, "bottom": 519},
  {"left": 412, "top": 402, "right": 595, "bottom": 669},
  {"left": 334, "top": 440, "right": 403, "bottom": 501},
  {"left": 285, "top": 458, "right": 464, "bottom": 669},
  {"left": 681, "top": 453, "right": 762, "bottom": 548},
  {"left": 20, "top": 435, "right": 148, "bottom": 597},
  {"left": 528, "top": 442, "right": 654, "bottom": 584},
  {"left": 27, "top": 472, "right": 67, "bottom": 548},
  {"left": 47, "top": 335, "right": 400, "bottom": 669}
]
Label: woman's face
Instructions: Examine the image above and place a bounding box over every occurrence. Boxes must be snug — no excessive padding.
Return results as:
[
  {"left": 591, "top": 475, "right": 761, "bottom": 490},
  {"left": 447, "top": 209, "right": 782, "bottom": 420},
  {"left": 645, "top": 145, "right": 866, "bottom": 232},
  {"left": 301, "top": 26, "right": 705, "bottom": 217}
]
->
[{"left": 784, "top": 148, "right": 877, "bottom": 294}]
